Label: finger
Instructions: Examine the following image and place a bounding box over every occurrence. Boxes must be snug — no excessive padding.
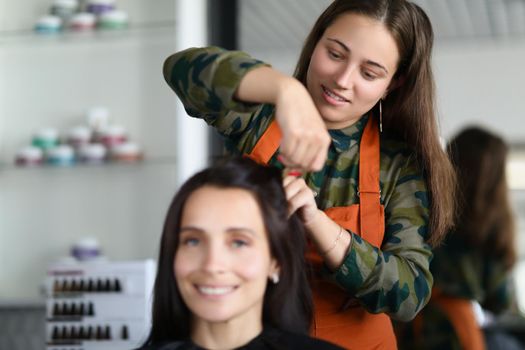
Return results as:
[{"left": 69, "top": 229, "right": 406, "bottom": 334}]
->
[
  {"left": 309, "top": 140, "right": 329, "bottom": 171},
  {"left": 283, "top": 176, "right": 305, "bottom": 201},
  {"left": 287, "top": 186, "right": 316, "bottom": 216}
]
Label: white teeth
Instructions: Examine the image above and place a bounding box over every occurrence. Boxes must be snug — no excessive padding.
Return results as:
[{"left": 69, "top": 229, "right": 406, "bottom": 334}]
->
[
  {"left": 323, "top": 86, "right": 346, "bottom": 102},
  {"left": 198, "top": 286, "right": 234, "bottom": 295}
]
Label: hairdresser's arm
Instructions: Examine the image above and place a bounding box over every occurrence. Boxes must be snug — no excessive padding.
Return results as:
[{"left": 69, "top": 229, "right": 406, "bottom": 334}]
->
[
  {"left": 285, "top": 155, "right": 433, "bottom": 322},
  {"left": 163, "top": 46, "right": 270, "bottom": 137},
  {"left": 331, "top": 155, "right": 433, "bottom": 322},
  {"left": 236, "top": 67, "right": 330, "bottom": 171}
]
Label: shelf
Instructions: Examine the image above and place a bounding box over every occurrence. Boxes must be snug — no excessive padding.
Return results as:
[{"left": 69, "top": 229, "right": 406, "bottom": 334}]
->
[
  {"left": 0, "top": 156, "right": 177, "bottom": 174},
  {"left": 0, "top": 21, "right": 175, "bottom": 48}
]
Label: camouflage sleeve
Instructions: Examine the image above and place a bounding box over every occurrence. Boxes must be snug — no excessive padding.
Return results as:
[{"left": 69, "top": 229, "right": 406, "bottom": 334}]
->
[
  {"left": 332, "top": 154, "right": 432, "bottom": 322},
  {"left": 481, "top": 263, "right": 513, "bottom": 314},
  {"left": 162, "top": 46, "right": 270, "bottom": 137}
]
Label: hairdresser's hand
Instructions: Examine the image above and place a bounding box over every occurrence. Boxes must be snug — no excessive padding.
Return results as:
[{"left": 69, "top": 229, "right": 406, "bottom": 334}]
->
[
  {"left": 283, "top": 175, "right": 322, "bottom": 225},
  {"left": 275, "top": 78, "right": 330, "bottom": 172}
]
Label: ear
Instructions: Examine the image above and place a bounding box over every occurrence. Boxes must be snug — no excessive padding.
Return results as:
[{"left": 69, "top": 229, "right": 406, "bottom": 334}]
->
[{"left": 268, "top": 259, "right": 280, "bottom": 279}]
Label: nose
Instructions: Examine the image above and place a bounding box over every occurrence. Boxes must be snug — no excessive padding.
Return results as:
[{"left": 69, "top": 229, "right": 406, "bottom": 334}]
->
[
  {"left": 334, "top": 64, "right": 355, "bottom": 90},
  {"left": 201, "top": 242, "right": 227, "bottom": 273}
]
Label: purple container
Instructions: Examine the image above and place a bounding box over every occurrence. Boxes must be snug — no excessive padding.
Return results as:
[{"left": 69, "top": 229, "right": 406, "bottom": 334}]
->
[{"left": 86, "top": 1, "right": 115, "bottom": 16}]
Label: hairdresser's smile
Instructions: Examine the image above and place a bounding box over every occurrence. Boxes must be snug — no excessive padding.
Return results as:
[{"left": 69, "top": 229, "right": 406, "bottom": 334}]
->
[
  {"left": 321, "top": 85, "right": 351, "bottom": 105},
  {"left": 174, "top": 186, "right": 279, "bottom": 325}
]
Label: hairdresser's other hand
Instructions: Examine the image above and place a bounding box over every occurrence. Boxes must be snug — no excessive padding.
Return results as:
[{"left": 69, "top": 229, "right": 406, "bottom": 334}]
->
[
  {"left": 275, "top": 78, "right": 330, "bottom": 172},
  {"left": 283, "top": 175, "right": 321, "bottom": 225}
]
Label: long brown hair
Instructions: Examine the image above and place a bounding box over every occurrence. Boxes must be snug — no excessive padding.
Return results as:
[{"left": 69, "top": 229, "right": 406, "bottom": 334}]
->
[
  {"left": 294, "top": 0, "right": 456, "bottom": 246},
  {"left": 447, "top": 127, "right": 516, "bottom": 270},
  {"left": 143, "top": 157, "right": 313, "bottom": 346}
]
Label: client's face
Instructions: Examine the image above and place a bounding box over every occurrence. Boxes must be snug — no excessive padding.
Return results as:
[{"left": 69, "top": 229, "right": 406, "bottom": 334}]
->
[{"left": 174, "top": 186, "right": 278, "bottom": 326}]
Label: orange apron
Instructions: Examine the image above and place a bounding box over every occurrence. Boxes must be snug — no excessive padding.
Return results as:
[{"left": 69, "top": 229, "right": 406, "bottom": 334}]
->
[
  {"left": 415, "top": 289, "right": 485, "bottom": 350},
  {"left": 248, "top": 116, "right": 397, "bottom": 349}
]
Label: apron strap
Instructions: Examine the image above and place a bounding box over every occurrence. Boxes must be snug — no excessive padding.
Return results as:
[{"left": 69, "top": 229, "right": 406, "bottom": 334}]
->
[{"left": 358, "top": 116, "right": 382, "bottom": 246}]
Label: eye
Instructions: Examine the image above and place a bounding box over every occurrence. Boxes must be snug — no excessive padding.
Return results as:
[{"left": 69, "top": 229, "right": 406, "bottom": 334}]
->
[
  {"left": 328, "top": 50, "right": 343, "bottom": 60},
  {"left": 231, "top": 239, "right": 249, "bottom": 248},
  {"left": 181, "top": 237, "right": 200, "bottom": 247},
  {"left": 361, "top": 70, "right": 378, "bottom": 81}
]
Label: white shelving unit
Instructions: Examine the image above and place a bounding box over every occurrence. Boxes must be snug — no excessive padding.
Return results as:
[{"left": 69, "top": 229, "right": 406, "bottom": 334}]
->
[{"left": 0, "top": 0, "right": 208, "bottom": 302}]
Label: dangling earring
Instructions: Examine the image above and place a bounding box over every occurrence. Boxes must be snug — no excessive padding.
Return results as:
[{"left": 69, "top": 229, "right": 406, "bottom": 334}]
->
[
  {"left": 379, "top": 99, "right": 383, "bottom": 133},
  {"left": 270, "top": 273, "right": 280, "bottom": 284}
]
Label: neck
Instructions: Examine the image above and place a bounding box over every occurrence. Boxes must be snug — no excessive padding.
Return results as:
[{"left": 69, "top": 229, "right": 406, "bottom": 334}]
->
[{"left": 190, "top": 312, "right": 263, "bottom": 350}]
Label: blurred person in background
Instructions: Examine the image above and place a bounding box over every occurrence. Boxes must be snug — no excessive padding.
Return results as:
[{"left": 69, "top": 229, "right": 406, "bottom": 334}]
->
[{"left": 396, "top": 126, "right": 521, "bottom": 350}]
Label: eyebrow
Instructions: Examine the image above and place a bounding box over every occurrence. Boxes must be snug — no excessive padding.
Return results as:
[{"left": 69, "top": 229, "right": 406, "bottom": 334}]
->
[{"left": 327, "top": 38, "right": 389, "bottom": 74}]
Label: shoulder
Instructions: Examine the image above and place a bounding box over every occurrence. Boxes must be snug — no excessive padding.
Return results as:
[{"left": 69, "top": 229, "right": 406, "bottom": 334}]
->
[{"left": 261, "top": 329, "right": 344, "bottom": 350}]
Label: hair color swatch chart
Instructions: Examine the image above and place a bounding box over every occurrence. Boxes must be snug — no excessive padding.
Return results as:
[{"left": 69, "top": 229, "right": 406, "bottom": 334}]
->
[{"left": 44, "top": 260, "right": 156, "bottom": 350}]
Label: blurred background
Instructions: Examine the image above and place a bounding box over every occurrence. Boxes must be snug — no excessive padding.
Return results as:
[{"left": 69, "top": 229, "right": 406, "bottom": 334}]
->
[{"left": 0, "top": 0, "right": 524, "bottom": 349}]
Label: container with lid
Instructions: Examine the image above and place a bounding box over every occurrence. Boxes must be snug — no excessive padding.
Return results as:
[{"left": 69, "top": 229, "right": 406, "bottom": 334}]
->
[
  {"left": 78, "top": 143, "right": 107, "bottom": 164},
  {"left": 50, "top": 0, "right": 79, "bottom": 23},
  {"left": 71, "top": 237, "right": 102, "bottom": 261},
  {"left": 87, "top": 106, "right": 110, "bottom": 136},
  {"left": 67, "top": 125, "right": 92, "bottom": 148},
  {"left": 15, "top": 146, "right": 44, "bottom": 166},
  {"left": 70, "top": 12, "right": 97, "bottom": 31},
  {"left": 110, "top": 142, "right": 143, "bottom": 162},
  {"left": 32, "top": 127, "right": 60, "bottom": 150},
  {"left": 34, "top": 15, "right": 63, "bottom": 34},
  {"left": 86, "top": 0, "right": 115, "bottom": 16},
  {"left": 100, "top": 125, "right": 127, "bottom": 148},
  {"left": 47, "top": 145, "right": 76, "bottom": 166},
  {"left": 98, "top": 10, "right": 128, "bottom": 30}
]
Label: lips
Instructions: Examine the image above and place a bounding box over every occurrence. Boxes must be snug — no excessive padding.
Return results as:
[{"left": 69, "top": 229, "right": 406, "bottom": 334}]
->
[{"left": 321, "top": 85, "right": 350, "bottom": 103}]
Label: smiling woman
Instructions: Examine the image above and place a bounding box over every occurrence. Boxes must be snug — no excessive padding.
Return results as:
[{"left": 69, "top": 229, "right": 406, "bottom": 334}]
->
[{"left": 137, "top": 157, "right": 343, "bottom": 350}]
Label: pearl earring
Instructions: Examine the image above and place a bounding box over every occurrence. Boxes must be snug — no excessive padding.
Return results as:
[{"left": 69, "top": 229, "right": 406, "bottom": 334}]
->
[{"left": 270, "top": 273, "right": 280, "bottom": 284}]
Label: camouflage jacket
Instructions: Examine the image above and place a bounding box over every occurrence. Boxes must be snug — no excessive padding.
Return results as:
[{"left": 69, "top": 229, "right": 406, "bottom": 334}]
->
[{"left": 163, "top": 46, "right": 433, "bottom": 322}]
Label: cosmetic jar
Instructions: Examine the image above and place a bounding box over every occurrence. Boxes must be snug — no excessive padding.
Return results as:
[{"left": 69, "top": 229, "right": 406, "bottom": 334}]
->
[
  {"left": 67, "top": 126, "right": 92, "bottom": 148},
  {"left": 100, "top": 125, "right": 127, "bottom": 148},
  {"left": 15, "top": 146, "right": 44, "bottom": 166},
  {"left": 98, "top": 10, "right": 128, "bottom": 30},
  {"left": 87, "top": 106, "right": 110, "bottom": 138},
  {"left": 35, "top": 15, "right": 63, "bottom": 34},
  {"left": 78, "top": 143, "right": 107, "bottom": 164},
  {"left": 70, "top": 12, "right": 97, "bottom": 31},
  {"left": 32, "top": 127, "right": 59, "bottom": 150},
  {"left": 47, "top": 145, "right": 76, "bottom": 166},
  {"left": 110, "top": 142, "right": 142, "bottom": 162},
  {"left": 50, "top": 0, "right": 79, "bottom": 23},
  {"left": 71, "top": 237, "right": 101, "bottom": 261},
  {"left": 86, "top": 0, "right": 115, "bottom": 16}
]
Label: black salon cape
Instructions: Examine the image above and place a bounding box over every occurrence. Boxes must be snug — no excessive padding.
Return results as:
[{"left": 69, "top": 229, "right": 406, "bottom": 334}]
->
[{"left": 137, "top": 328, "right": 343, "bottom": 350}]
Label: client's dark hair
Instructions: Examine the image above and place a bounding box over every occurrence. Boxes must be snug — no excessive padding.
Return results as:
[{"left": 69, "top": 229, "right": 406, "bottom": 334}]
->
[{"left": 143, "top": 157, "right": 313, "bottom": 346}]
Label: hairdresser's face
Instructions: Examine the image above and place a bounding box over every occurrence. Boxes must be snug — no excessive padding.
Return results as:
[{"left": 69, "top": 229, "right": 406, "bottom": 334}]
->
[
  {"left": 175, "top": 186, "right": 278, "bottom": 328},
  {"left": 307, "top": 12, "right": 399, "bottom": 129}
]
